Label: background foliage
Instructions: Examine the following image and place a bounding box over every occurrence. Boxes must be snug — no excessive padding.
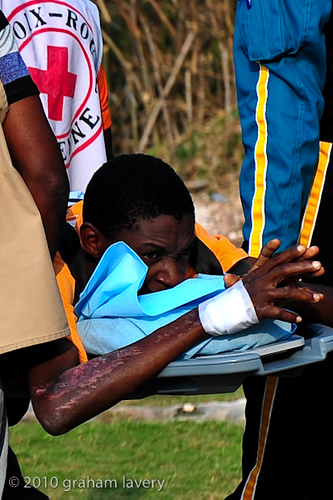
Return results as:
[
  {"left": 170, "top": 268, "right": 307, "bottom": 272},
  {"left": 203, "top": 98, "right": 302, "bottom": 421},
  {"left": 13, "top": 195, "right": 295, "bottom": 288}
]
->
[{"left": 92, "top": 0, "right": 241, "bottom": 189}]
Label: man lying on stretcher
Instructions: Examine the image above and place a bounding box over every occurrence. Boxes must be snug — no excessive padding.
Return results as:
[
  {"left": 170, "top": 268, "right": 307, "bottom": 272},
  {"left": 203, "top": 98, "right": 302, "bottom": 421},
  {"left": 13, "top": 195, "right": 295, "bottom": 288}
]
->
[
  {"left": 6, "top": 152, "right": 328, "bottom": 436},
  {"left": 54, "top": 153, "right": 329, "bottom": 361}
]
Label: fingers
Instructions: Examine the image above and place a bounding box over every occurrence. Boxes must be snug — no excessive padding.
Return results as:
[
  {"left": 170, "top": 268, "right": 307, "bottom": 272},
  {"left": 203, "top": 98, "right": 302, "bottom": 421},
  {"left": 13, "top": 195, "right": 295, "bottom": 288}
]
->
[
  {"left": 242, "top": 243, "right": 325, "bottom": 324},
  {"left": 257, "top": 305, "right": 303, "bottom": 325},
  {"left": 296, "top": 265, "right": 325, "bottom": 280},
  {"left": 294, "top": 246, "right": 324, "bottom": 278},
  {"left": 251, "top": 247, "right": 322, "bottom": 281},
  {"left": 258, "top": 239, "right": 281, "bottom": 259},
  {"left": 244, "top": 259, "right": 323, "bottom": 292},
  {"left": 245, "top": 244, "right": 305, "bottom": 281},
  {"left": 266, "top": 285, "right": 324, "bottom": 304},
  {"left": 263, "top": 244, "right": 309, "bottom": 269},
  {"left": 300, "top": 245, "right": 320, "bottom": 260},
  {"left": 247, "top": 241, "right": 321, "bottom": 279},
  {"left": 249, "top": 239, "right": 281, "bottom": 272},
  {"left": 254, "top": 285, "right": 324, "bottom": 323},
  {"left": 270, "top": 259, "right": 322, "bottom": 284}
]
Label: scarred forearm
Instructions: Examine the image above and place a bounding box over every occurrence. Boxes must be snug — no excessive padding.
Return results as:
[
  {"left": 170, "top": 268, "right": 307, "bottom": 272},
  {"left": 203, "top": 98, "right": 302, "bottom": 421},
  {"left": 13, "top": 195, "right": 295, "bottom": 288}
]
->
[{"left": 28, "top": 309, "right": 208, "bottom": 435}]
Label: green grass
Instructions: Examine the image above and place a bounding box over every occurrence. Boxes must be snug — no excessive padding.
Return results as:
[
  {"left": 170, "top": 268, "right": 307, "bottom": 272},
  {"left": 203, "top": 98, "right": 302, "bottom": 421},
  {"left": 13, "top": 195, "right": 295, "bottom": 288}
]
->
[
  {"left": 9, "top": 418, "right": 244, "bottom": 499},
  {"left": 122, "top": 388, "right": 244, "bottom": 407}
]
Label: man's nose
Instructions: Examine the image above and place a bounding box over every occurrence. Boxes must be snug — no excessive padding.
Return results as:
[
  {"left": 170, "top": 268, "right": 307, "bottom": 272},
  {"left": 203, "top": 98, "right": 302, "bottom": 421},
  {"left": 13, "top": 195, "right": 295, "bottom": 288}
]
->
[{"left": 156, "top": 258, "right": 183, "bottom": 288}]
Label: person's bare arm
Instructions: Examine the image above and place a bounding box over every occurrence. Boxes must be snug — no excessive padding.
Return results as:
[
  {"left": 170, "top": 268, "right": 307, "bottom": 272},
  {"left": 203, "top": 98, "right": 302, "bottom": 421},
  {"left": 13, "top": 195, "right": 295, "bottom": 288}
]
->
[
  {"left": 26, "top": 309, "right": 207, "bottom": 435},
  {"left": 3, "top": 95, "right": 69, "bottom": 258}
]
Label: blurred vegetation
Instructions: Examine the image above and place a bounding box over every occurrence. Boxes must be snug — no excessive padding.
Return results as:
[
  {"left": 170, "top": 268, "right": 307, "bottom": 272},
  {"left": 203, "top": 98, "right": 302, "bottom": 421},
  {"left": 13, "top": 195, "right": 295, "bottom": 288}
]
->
[{"left": 93, "top": 0, "right": 243, "bottom": 189}]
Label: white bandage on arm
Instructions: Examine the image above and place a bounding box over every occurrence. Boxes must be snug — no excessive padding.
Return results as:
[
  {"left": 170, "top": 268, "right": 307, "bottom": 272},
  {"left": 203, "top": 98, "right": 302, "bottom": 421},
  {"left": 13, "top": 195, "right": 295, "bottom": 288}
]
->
[{"left": 198, "top": 280, "right": 258, "bottom": 336}]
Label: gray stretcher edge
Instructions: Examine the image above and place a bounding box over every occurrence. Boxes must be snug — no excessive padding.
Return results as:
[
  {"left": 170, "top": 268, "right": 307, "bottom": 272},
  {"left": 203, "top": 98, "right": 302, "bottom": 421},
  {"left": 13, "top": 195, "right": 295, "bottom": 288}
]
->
[{"left": 128, "top": 323, "right": 333, "bottom": 398}]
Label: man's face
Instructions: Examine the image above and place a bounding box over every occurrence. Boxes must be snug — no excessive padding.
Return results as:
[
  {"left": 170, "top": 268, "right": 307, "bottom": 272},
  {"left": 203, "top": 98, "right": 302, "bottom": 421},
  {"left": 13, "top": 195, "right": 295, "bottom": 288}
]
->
[{"left": 113, "top": 214, "right": 195, "bottom": 294}]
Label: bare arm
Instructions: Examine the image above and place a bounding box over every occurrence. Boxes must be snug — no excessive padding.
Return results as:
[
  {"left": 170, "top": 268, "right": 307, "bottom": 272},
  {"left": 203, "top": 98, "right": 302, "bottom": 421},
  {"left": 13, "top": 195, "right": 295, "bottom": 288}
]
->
[
  {"left": 25, "top": 309, "right": 207, "bottom": 435},
  {"left": 3, "top": 95, "right": 69, "bottom": 258}
]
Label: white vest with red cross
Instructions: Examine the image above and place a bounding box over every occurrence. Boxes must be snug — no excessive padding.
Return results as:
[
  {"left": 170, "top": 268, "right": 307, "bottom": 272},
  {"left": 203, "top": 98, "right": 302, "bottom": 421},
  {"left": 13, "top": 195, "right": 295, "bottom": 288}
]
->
[{"left": 0, "top": 0, "right": 108, "bottom": 192}]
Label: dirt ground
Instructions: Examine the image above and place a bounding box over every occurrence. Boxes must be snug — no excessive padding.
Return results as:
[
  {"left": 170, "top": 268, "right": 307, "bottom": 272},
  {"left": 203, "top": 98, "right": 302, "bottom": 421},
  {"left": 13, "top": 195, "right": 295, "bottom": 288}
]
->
[{"left": 190, "top": 178, "right": 244, "bottom": 248}]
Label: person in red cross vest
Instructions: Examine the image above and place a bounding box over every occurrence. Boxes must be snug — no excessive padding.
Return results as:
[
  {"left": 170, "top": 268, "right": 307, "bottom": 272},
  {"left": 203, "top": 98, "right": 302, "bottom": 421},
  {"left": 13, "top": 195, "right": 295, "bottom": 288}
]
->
[{"left": 0, "top": 0, "right": 113, "bottom": 193}]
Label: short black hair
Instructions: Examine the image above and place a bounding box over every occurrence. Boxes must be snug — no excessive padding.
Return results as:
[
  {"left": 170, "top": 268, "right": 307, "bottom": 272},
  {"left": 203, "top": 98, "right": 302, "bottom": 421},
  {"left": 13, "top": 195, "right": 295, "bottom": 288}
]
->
[{"left": 83, "top": 154, "right": 195, "bottom": 239}]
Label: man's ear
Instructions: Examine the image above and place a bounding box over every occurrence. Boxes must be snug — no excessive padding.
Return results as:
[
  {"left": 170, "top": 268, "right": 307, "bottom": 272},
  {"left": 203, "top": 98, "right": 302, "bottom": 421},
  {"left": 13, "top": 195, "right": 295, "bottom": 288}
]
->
[{"left": 80, "top": 223, "right": 108, "bottom": 260}]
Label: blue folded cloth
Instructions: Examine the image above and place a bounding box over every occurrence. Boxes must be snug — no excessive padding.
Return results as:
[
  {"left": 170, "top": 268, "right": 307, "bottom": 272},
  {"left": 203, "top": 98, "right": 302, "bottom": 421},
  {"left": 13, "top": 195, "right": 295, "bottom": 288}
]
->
[{"left": 75, "top": 241, "right": 295, "bottom": 358}]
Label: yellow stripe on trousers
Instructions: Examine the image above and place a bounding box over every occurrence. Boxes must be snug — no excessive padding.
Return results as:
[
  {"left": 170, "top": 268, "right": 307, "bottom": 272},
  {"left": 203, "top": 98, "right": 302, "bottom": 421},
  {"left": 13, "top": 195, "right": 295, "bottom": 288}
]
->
[
  {"left": 249, "top": 63, "right": 269, "bottom": 258},
  {"left": 241, "top": 377, "right": 279, "bottom": 500},
  {"left": 299, "top": 141, "right": 332, "bottom": 247}
]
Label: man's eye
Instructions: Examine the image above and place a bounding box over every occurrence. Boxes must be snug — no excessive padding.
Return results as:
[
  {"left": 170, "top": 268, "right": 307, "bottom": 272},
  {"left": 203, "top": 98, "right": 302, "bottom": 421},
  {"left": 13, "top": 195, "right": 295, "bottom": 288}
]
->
[{"left": 142, "top": 251, "right": 160, "bottom": 261}]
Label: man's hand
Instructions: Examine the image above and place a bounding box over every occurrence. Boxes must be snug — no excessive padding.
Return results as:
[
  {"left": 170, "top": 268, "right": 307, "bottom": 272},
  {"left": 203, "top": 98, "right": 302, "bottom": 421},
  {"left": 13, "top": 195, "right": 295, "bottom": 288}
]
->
[
  {"left": 243, "top": 244, "right": 324, "bottom": 324},
  {"left": 247, "top": 239, "right": 281, "bottom": 272},
  {"left": 225, "top": 239, "right": 324, "bottom": 289},
  {"left": 247, "top": 239, "right": 324, "bottom": 277}
]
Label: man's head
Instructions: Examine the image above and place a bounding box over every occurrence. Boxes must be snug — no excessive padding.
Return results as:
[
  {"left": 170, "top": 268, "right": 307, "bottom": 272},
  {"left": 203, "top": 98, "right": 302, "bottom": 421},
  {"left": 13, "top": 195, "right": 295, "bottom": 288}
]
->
[{"left": 81, "top": 154, "right": 196, "bottom": 293}]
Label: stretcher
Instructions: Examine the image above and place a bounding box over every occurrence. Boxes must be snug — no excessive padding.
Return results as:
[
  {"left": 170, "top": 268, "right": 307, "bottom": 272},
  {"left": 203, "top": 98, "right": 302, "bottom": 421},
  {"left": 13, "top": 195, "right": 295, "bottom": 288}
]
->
[{"left": 129, "top": 323, "right": 333, "bottom": 398}]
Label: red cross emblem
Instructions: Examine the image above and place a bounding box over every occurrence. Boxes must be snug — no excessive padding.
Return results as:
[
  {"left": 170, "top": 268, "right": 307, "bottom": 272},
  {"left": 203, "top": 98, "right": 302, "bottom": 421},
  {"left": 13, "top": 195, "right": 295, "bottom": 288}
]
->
[{"left": 29, "top": 45, "right": 77, "bottom": 121}]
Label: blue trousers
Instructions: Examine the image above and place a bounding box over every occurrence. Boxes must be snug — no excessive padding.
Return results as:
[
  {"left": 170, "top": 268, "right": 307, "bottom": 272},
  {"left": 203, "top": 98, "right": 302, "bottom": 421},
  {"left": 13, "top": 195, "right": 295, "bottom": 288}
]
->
[{"left": 234, "top": 0, "right": 332, "bottom": 256}]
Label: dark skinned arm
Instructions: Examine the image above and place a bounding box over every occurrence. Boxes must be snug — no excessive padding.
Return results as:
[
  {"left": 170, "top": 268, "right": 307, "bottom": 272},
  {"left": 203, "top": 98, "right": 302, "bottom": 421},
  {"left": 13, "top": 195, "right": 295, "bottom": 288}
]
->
[
  {"left": 3, "top": 95, "right": 69, "bottom": 258},
  {"left": 25, "top": 309, "right": 208, "bottom": 435},
  {"left": 13, "top": 244, "right": 321, "bottom": 436}
]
